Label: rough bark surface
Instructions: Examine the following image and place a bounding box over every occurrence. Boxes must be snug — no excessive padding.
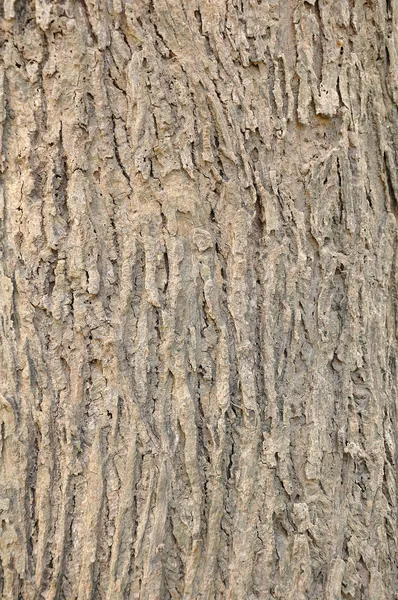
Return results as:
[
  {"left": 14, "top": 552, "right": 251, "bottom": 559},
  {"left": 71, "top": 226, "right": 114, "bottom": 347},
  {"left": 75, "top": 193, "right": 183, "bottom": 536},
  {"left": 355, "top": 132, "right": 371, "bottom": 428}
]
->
[{"left": 0, "top": 1, "right": 398, "bottom": 598}]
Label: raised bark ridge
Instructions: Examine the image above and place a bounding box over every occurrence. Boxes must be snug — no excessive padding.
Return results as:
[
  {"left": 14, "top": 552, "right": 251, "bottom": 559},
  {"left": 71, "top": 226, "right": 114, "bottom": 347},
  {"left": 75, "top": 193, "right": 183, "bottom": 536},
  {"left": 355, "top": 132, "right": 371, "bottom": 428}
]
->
[{"left": 0, "top": 1, "right": 397, "bottom": 599}]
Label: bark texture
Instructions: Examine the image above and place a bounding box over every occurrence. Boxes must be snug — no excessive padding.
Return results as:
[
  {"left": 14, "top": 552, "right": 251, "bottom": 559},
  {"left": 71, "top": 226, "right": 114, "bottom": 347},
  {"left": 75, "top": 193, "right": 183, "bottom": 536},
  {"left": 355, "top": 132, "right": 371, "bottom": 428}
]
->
[{"left": 0, "top": 1, "right": 398, "bottom": 598}]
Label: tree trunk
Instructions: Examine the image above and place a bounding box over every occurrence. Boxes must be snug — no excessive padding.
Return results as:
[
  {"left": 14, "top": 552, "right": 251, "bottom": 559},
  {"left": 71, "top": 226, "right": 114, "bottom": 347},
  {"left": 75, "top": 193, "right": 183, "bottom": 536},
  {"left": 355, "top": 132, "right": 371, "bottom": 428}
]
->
[{"left": 0, "top": 1, "right": 397, "bottom": 598}]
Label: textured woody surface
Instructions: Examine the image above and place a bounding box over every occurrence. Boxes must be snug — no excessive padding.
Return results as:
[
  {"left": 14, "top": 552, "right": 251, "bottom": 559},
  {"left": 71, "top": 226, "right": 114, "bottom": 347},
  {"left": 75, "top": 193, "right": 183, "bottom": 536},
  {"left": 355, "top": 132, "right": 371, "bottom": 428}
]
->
[{"left": 0, "top": 0, "right": 398, "bottom": 598}]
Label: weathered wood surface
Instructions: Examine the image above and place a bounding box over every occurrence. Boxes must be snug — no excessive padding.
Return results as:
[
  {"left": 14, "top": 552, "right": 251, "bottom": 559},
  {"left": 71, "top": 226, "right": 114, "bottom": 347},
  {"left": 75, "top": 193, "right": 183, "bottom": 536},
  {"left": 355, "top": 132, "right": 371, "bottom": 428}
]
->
[{"left": 0, "top": 1, "right": 397, "bottom": 598}]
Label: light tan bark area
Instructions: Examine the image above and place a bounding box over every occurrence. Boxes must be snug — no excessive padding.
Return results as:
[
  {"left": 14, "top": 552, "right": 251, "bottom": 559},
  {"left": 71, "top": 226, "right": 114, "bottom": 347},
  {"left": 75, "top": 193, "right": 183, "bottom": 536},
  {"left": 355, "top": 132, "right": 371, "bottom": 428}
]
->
[{"left": 0, "top": 0, "right": 397, "bottom": 598}]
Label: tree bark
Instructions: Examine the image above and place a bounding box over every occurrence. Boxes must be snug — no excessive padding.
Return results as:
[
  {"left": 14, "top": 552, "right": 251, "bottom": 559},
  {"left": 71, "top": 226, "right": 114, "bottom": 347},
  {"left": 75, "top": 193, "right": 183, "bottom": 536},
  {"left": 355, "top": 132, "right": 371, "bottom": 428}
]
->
[{"left": 0, "top": 0, "right": 397, "bottom": 598}]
